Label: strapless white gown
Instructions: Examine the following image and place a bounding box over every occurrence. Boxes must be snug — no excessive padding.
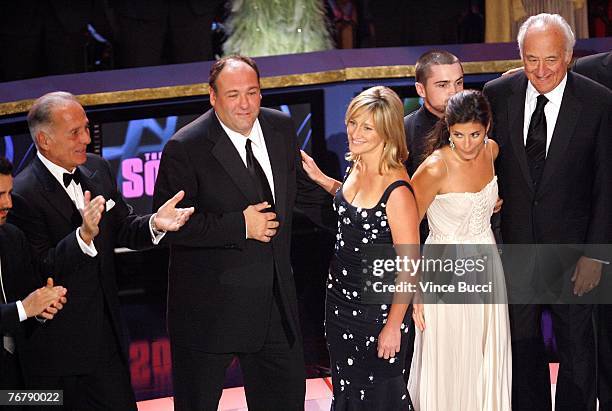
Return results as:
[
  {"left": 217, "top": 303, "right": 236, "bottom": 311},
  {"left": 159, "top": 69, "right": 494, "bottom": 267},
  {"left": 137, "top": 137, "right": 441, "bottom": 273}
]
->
[{"left": 408, "top": 176, "right": 512, "bottom": 411}]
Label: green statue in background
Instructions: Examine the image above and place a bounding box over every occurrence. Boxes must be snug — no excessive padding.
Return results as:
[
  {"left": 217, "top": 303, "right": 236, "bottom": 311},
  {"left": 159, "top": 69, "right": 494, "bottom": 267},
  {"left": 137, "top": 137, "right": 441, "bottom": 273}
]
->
[{"left": 224, "top": 0, "right": 333, "bottom": 57}]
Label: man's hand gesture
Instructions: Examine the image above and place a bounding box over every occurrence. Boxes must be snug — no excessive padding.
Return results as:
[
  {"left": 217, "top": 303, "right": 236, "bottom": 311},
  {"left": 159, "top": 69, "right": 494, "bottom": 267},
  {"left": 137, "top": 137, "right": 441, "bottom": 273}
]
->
[
  {"left": 243, "top": 202, "right": 278, "bottom": 243},
  {"left": 153, "top": 190, "right": 195, "bottom": 232},
  {"left": 80, "top": 190, "right": 105, "bottom": 245},
  {"left": 23, "top": 278, "right": 68, "bottom": 320}
]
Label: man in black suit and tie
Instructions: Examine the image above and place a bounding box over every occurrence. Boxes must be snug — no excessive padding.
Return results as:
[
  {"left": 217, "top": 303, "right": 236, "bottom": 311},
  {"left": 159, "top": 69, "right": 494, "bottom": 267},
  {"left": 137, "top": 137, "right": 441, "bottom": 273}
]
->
[
  {"left": 0, "top": 156, "right": 68, "bottom": 391},
  {"left": 153, "top": 55, "right": 331, "bottom": 411},
  {"left": 8, "top": 92, "right": 194, "bottom": 410},
  {"left": 483, "top": 13, "right": 612, "bottom": 411},
  {"left": 573, "top": 50, "right": 612, "bottom": 411}
]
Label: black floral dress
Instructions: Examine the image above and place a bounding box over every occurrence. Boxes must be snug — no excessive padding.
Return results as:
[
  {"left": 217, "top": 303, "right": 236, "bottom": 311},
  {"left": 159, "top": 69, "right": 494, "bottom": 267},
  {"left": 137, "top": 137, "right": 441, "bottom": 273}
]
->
[{"left": 326, "top": 178, "right": 414, "bottom": 410}]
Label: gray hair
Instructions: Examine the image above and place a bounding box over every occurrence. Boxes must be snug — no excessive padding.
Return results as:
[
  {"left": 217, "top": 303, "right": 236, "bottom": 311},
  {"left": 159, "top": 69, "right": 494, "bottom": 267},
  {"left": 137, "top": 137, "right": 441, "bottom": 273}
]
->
[
  {"left": 27, "top": 91, "right": 80, "bottom": 143},
  {"left": 517, "top": 13, "right": 575, "bottom": 58}
]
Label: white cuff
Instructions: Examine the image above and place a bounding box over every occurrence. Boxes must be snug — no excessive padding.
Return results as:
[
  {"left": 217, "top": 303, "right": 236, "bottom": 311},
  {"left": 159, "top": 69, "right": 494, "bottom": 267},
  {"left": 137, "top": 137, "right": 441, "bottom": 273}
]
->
[
  {"left": 16, "top": 300, "right": 27, "bottom": 322},
  {"left": 76, "top": 228, "right": 98, "bottom": 257},
  {"left": 149, "top": 214, "right": 166, "bottom": 245}
]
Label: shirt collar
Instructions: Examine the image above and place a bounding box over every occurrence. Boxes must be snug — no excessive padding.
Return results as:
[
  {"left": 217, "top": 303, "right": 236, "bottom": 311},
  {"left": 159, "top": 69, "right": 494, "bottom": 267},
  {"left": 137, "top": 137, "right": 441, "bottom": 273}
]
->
[
  {"left": 527, "top": 73, "right": 567, "bottom": 108},
  {"left": 216, "top": 114, "right": 263, "bottom": 148},
  {"left": 37, "top": 151, "right": 77, "bottom": 186},
  {"left": 422, "top": 105, "right": 441, "bottom": 125}
]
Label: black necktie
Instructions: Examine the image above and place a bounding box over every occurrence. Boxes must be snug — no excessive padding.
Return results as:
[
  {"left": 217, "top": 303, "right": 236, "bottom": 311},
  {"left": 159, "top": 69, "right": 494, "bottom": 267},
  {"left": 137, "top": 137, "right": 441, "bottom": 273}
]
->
[
  {"left": 525, "top": 94, "right": 548, "bottom": 186},
  {"left": 245, "top": 139, "right": 275, "bottom": 209},
  {"left": 63, "top": 169, "right": 81, "bottom": 188}
]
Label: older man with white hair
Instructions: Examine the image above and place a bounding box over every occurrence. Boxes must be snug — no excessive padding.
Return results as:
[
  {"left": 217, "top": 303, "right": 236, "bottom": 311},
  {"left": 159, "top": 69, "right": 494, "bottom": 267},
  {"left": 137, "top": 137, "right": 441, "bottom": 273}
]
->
[
  {"left": 9, "top": 92, "right": 194, "bottom": 410},
  {"left": 484, "top": 13, "right": 612, "bottom": 411}
]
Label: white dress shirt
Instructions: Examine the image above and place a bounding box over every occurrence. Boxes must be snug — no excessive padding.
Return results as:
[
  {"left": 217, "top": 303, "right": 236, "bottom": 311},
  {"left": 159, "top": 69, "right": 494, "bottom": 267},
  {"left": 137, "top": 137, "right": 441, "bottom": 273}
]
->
[
  {"left": 37, "top": 153, "right": 163, "bottom": 251},
  {"left": 217, "top": 116, "right": 276, "bottom": 201},
  {"left": 523, "top": 74, "right": 567, "bottom": 156},
  {"left": 37, "top": 152, "right": 98, "bottom": 257},
  {"left": 523, "top": 76, "right": 609, "bottom": 266}
]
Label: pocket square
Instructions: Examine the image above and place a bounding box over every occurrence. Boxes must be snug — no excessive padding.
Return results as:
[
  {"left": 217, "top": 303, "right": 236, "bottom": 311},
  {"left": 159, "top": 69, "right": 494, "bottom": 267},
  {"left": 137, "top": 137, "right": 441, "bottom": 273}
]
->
[{"left": 106, "top": 199, "right": 116, "bottom": 212}]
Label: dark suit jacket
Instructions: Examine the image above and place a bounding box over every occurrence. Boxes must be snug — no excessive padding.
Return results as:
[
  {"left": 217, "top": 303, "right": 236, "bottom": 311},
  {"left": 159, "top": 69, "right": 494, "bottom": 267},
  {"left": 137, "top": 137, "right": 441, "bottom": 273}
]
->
[
  {"left": 572, "top": 52, "right": 612, "bottom": 91},
  {"left": 0, "top": 302, "right": 18, "bottom": 336},
  {"left": 404, "top": 105, "right": 439, "bottom": 177},
  {"left": 0, "top": 224, "right": 39, "bottom": 341},
  {"left": 483, "top": 71, "right": 612, "bottom": 251},
  {"left": 153, "top": 107, "right": 331, "bottom": 353},
  {"left": 8, "top": 154, "right": 153, "bottom": 376}
]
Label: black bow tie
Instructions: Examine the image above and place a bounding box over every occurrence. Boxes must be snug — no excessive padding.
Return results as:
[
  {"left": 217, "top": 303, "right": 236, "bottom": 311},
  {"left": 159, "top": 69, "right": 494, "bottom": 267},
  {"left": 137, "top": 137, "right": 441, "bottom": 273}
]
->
[{"left": 63, "top": 170, "right": 81, "bottom": 187}]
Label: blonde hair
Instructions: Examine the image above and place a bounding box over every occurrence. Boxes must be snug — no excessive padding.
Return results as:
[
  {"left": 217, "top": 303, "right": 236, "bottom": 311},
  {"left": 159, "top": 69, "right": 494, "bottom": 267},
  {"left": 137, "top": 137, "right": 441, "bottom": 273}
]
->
[{"left": 345, "top": 86, "right": 408, "bottom": 174}]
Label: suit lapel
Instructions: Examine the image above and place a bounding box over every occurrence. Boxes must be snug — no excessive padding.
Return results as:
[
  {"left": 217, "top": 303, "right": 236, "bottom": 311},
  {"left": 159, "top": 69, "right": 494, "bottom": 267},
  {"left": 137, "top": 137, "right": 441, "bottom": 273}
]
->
[
  {"left": 260, "top": 111, "right": 288, "bottom": 225},
  {"left": 507, "top": 74, "right": 533, "bottom": 192},
  {"left": 599, "top": 52, "right": 612, "bottom": 87},
  {"left": 209, "top": 113, "right": 260, "bottom": 204},
  {"left": 0, "top": 231, "right": 6, "bottom": 302},
  {"left": 76, "top": 163, "right": 102, "bottom": 229},
  {"left": 76, "top": 163, "right": 98, "bottom": 196},
  {"left": 32, "top": 157, "right": 79, "bottom": 226},
  {"left": 538, "top": 73, "right": 580, "bottom": 192},
  {"left": 0, "top": 230, "right": 20, "bottom": 301}
]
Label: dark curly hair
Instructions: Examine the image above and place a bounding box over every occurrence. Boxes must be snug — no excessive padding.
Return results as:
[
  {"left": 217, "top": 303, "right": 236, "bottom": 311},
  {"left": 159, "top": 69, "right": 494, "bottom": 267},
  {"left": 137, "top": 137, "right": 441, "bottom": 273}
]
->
[{"left": 421, "top": 89, "right": 492, "bottom": 162}]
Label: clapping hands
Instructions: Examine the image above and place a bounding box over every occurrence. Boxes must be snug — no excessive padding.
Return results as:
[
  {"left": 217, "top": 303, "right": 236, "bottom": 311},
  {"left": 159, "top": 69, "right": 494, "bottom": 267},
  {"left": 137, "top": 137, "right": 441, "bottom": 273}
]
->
[
  {"left": 79, "top": 191, "right": 105, "bottom": 244},
  {"left": 23, "top": 278, "right": 68, "bottom": 320}
]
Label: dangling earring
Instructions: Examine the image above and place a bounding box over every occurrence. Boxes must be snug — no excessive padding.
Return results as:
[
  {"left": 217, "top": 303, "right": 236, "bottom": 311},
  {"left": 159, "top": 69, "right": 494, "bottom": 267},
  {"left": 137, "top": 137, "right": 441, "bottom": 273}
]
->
[
  {"left": 484, "top": 135, "right": 489, "bottom": 145},
  {"left": 449, "top": 137, "right": 455, "bottom": 150}
]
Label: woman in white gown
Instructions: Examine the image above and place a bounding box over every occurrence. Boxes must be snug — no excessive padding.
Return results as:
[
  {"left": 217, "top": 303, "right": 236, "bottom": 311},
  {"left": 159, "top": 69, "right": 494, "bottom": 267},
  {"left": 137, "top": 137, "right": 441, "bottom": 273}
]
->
[{"left": 408, "top": 90, "right": 512, "bottom": 411}]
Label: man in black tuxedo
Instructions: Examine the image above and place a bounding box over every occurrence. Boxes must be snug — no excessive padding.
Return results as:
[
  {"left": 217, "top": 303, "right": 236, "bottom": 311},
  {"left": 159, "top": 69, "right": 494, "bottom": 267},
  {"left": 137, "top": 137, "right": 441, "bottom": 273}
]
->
[
  {"left": 0, "top": 156, "right": 68, "bottom": 391},
  {"left": 573, "top": 50, "right": 612, "bottom": 411},
  {"left": 8, "top": 92, "right": 194, "bottom": 410},
  {"left": 483, "top": 14, "right": 612, "bottom": 411},
  {"left": 404, "top": 50, "right": 464, "bottom": 178},
  {"left": 153, "top": 55, "right": 331, "bottom": 411}
]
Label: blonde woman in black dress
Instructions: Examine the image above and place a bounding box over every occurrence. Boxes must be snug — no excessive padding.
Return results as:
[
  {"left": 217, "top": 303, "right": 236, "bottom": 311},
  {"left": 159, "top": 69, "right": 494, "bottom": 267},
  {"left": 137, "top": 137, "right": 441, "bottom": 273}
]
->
[{"left": 301, "top": 86, "right": 419, "bottom": 410}]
